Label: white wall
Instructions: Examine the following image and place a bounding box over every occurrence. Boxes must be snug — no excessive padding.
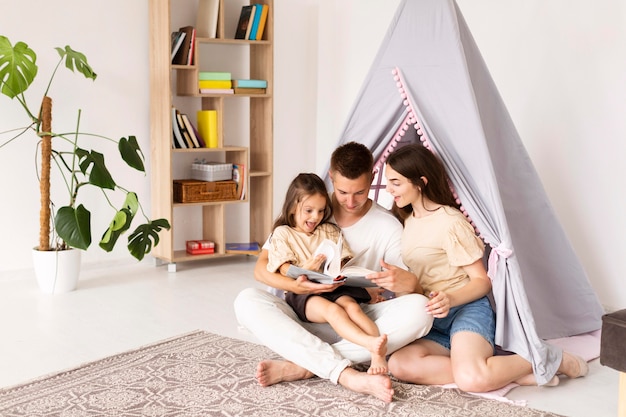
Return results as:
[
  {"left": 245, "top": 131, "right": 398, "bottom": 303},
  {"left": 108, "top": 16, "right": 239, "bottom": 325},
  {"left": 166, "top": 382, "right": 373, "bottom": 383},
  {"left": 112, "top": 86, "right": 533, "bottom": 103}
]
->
[{"left": 1, "top": 1, "right": 623, "bottom": 312}]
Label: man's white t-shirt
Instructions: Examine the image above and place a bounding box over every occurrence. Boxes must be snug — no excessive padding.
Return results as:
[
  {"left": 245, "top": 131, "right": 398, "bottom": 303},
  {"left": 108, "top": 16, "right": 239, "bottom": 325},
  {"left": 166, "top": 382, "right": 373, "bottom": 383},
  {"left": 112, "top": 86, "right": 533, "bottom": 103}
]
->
[{"left": 333, "top": 201, "right": 405, "bottom": 272}]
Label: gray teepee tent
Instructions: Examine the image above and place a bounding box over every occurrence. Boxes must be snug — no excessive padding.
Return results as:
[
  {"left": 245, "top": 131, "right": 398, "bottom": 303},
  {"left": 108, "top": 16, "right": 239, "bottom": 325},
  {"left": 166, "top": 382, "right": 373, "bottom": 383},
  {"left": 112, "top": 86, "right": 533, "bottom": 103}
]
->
[{"left": 325, "top": 0, "right": 603, "bottom": 384}]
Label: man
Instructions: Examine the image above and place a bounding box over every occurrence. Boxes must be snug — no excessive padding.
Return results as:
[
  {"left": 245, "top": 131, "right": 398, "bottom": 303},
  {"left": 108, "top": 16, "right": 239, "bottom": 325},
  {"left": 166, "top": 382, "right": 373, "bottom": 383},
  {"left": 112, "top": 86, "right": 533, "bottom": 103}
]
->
[{"left": 233, "top": 142, "right": 432, "bottom": 402}]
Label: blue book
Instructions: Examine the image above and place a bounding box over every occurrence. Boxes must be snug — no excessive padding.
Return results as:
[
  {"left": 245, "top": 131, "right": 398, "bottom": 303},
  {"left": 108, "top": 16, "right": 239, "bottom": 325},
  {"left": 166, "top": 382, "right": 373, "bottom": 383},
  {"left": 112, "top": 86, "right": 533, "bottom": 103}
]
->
[
  {"left": 225, "top": 242, "right": 260, "bottom": 254},
  {"left": 248, "top": 4, "right": 263, "bottom": 40},
  {"left": 233, "top": 79, "right": 267, "bottom": 88}
]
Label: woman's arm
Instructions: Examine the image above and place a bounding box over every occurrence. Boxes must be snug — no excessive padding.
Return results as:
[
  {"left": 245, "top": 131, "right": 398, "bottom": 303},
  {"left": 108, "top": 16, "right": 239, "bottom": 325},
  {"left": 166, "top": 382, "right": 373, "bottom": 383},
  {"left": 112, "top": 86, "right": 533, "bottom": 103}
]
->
[
  {"left": 447, "top": 259, "right": 492, "bottom": 307},
  {"left": 426, "top": 259, "right": 492, "bottom": 317}
]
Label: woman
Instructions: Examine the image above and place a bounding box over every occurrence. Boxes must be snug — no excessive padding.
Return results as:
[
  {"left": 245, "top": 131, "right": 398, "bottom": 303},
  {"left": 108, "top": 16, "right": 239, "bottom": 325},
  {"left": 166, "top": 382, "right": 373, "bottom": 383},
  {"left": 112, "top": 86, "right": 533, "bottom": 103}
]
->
[{"left": 371, "top": 143, "right": 588, "bottom": 392}]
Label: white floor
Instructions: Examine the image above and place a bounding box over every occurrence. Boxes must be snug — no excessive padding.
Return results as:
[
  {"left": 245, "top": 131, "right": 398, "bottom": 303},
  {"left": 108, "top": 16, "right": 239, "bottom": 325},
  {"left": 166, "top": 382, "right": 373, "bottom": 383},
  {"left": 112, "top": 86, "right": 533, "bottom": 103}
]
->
[{"left": 0, "top": 257, "right": 619, "bottom": 417}]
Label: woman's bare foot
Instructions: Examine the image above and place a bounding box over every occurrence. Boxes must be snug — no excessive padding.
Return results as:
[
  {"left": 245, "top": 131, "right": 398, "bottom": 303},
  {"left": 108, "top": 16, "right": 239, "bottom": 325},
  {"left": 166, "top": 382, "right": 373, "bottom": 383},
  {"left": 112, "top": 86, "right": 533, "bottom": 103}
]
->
[
  {"left": 516, "top": 373, "right": 560, "bottom": 387},
  {"left": 558, "top": 351, "right": 589, "bottom": 379},
  {"left": 367, "top": 334, "right": 388, "bottom": 375},
  {"left": 256, "top": 360, "right": 314, "bottom": 387},
  {"left": 338, "top": 367, "right": 394, "bottom": 403}
]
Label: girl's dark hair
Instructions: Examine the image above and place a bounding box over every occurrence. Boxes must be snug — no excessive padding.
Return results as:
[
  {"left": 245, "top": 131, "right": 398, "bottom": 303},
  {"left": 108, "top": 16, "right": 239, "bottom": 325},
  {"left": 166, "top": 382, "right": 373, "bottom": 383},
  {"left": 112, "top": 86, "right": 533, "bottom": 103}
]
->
[
  {"left": 273, "top": 173, "right": 333, "bottom": 230},
  {"left": 386, "top": 144, "right": 459, "bottom": 221}
]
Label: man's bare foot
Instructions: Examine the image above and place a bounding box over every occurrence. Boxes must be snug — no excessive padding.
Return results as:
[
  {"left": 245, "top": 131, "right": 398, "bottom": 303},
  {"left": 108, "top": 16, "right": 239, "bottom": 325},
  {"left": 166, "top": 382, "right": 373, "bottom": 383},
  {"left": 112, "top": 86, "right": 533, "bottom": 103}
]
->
[
  {"left": 256, "top": 360, "right": 314, "bottom": 387},
  {"left": 338, "top": 367, "right": 394, "bottom": 403},
  {"left": 558, "top": 352, "right": 589, "bottom": 379}
]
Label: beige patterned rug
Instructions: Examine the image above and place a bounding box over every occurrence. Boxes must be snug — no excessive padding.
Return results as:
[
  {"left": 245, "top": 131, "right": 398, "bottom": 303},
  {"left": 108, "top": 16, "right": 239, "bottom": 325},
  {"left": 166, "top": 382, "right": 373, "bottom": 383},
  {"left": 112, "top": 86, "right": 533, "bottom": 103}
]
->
[{"left": 0, "top": 330, "right": 563, "bottom": 416}]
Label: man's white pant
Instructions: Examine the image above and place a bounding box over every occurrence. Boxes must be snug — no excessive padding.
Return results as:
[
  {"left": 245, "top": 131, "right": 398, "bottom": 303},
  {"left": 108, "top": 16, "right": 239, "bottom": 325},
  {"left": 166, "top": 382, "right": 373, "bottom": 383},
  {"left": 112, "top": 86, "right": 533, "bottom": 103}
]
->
[{"left": 234, "top": 288, "right": 433, "bottom": 384}]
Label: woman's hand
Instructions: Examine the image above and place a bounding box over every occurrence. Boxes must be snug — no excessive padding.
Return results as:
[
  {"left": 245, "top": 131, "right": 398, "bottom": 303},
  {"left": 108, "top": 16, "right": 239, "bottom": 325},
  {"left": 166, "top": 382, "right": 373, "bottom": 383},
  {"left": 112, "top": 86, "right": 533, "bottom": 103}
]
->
[
  {"left": 366, "top": 260, "right": 423, "bottom": 294},
  {"left": 426, "top": 291, "right": 450, "bottom": 318}
]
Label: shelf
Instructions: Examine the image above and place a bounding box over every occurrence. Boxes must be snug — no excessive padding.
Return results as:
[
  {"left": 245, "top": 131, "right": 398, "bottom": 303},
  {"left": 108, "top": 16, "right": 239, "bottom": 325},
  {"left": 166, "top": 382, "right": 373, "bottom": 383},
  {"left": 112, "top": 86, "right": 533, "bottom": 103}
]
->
[{"left": 148, "top": 0, "right": 274, "bottom": 265}]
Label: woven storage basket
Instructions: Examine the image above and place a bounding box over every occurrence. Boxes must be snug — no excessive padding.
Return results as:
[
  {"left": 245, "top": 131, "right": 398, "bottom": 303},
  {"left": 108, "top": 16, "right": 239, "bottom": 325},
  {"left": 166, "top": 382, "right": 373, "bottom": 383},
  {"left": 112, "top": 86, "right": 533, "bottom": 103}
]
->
[{"left": 173, "top": 179, "right": 237, "bottom": 203}]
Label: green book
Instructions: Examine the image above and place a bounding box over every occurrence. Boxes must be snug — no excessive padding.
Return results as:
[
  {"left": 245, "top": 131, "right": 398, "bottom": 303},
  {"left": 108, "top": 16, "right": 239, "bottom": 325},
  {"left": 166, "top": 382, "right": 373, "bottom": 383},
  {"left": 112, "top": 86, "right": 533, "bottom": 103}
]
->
[{"left": 199, "top": 71, "right": 232, "bottom": 81}]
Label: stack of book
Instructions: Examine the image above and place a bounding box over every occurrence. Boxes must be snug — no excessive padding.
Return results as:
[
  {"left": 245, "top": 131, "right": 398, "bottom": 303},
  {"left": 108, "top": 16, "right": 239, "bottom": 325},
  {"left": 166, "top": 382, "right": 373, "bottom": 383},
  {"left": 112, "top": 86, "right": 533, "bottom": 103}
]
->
[
  {"left": 234, "top": 3, "right": 269, "bottom": 40},
  {"left": 172, "top": 106, "right": 205, "bottom": 149},
  {"left": 233, "top": 79, "right": 267, "bottom": 95},
  {"left": 171, "top": 26, "right": 196, "bottom": 65},
  {"left": 199, "top": 71, "right": 233, "bottom": 94}
]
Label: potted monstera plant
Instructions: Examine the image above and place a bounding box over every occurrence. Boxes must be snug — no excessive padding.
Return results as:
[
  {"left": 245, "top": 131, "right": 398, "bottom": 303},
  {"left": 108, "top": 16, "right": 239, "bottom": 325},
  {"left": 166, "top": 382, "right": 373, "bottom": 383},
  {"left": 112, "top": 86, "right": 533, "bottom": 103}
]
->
[{"left": 0, "top": 36, "right": 170, "bottom": 293}]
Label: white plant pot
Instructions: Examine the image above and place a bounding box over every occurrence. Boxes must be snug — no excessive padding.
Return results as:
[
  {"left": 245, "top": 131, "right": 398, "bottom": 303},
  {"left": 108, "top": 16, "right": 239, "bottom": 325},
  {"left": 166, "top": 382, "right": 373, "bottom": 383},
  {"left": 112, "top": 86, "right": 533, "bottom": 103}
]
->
[{"left": 32, "top": 248, "right": 82, "bottom": 294}]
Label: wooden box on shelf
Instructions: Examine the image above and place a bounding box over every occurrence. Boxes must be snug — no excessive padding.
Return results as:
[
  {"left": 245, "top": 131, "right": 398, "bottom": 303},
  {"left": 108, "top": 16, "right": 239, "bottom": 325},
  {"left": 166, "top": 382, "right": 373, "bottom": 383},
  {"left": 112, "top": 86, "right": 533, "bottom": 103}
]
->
[{"left": 173, "top": 179, "right": 237, "bottom": 203}]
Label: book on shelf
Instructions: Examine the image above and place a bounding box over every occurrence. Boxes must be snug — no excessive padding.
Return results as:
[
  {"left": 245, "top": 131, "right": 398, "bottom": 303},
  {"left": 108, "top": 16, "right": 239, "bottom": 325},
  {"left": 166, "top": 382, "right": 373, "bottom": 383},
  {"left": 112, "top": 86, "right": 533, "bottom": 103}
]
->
[
  {"left": 244, "top": 5, "right": 257, "bottom": 40},
  {"left": 188, "top": 120, "right": 206, "bottom": 147},
  {"left": 199, "top": 71, "right": 232, "bottom": 81},
  {"left": 180, "top": 113, "right": 202, "bottom": 148},
  {"left": 234, "top": 5, "right": 254, "bottom": 39},
  {"left": 171, "top": 31, "right": 186, "bottom": 60},
  {"left": 175, "top": 109, "right": 195, "bottom": 148},
  {"left": 199, "top": 88, "right": 234, "bottom": 95},
  {"left": 234, "top": 87, "right": 266, "bottom": 95},
  {"left": 197, "top": 110, "right": 218, "bottom": 148},
  {"left": 172, "top": 26, "right": 194, "bottom": 65},
  {"left": 285, "top": 241, "right": 377, "bottom": 287},
  {"left": 253, "top": 4, "right": 269, "bottom": 41},
  {"left": 225, "top": 242, "right": 260, "bottom": 255},
  {"left": 232, "top": 164, "right": 246, "bottom": 200},
  {"left": 171, "top": 107, "right": 188, "bottom": 149},
  {"left": 247, "top": 4, "right": 263, "bottom": 40},
  {"left": 232, "top": 79, "right": 267, "bottom": 88},
  {"left": 186, "top": 27, "right": 196, "bottom": 65},
  {"left": 196, "top": 0, "right": 219, "bottom": 39},
  {"left": 198, "top": 80, "right": 232, "bottom": 89}
]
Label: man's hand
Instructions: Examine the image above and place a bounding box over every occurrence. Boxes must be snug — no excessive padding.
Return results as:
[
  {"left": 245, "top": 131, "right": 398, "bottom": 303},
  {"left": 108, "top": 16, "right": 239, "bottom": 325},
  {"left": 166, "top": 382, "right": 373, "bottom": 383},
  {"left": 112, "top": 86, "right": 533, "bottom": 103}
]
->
[{"left": 365, "top": 260, "right": 423, "bottom": 294}]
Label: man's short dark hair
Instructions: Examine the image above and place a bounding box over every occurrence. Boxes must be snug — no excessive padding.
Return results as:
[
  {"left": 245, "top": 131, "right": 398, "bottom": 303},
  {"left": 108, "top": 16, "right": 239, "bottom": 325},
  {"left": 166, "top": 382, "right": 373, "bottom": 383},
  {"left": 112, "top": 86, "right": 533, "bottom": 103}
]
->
[{"left": 329, "top": 141, "right": 374, "bottom": 179}]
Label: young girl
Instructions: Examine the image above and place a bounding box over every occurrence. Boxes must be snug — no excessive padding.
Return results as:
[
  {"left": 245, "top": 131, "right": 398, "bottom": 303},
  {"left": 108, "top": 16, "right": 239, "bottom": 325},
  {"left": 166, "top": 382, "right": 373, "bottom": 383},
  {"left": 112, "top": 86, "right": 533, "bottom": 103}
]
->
[
  {"left": 266, "top": 173, "right": 389, "bottom": 375},
  {"left": 379, "top": 144, "right": 588, "bottom": 392}
]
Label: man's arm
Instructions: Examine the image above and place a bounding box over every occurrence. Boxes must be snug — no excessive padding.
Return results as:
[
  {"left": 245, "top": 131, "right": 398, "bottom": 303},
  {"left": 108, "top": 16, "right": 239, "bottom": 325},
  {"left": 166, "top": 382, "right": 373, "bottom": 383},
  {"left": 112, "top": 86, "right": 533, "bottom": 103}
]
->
[{"left": 254, "top": 249, "right": 342, "bottom": 295}]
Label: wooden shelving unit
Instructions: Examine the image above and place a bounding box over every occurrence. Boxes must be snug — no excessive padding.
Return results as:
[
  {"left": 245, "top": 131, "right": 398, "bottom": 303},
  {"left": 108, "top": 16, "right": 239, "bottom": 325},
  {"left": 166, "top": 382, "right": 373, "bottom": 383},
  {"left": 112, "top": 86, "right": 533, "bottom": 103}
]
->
[{"left": 148, "top": 0, "right": 273, "bottom": 269}]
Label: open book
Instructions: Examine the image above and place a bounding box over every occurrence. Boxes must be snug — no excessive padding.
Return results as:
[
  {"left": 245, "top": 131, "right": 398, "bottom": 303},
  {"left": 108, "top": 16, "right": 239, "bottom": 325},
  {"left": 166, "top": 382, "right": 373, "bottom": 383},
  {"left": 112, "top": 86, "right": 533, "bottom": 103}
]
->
[{"left": 285, "top": 238, "right": 378, "bottom": 287}]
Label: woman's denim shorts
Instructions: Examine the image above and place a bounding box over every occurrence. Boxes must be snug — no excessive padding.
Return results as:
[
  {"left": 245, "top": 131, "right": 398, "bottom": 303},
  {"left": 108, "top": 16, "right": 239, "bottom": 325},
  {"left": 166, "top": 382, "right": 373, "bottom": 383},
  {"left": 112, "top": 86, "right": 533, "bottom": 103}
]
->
[{"left": 423, "top": 296, "right": 495, "bottom": 351}]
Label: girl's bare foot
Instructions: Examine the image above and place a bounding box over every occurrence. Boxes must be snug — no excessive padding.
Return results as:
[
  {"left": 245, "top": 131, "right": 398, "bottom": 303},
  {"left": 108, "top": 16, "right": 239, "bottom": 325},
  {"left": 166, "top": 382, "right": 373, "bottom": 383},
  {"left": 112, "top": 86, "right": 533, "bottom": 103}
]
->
[
  {"left": 338, "top": 367, "right": 394, "bottom": 403},
  {"left": 367, "top": 335, "right": 388, "bottom": 375},
  {"left": 256, "top": 360, "right": 314, "bottom": 387}
]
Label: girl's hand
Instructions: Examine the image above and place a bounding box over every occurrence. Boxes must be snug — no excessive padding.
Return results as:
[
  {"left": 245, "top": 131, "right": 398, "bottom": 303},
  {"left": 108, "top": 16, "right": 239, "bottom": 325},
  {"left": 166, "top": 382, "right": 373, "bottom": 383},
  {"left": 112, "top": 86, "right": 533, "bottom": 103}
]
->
[
  {"left": 426, "top": 291, "right": 450, "bottom": 318},
  {"left": 301, "top": 254, "right": 326, "bottom": 272}
]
